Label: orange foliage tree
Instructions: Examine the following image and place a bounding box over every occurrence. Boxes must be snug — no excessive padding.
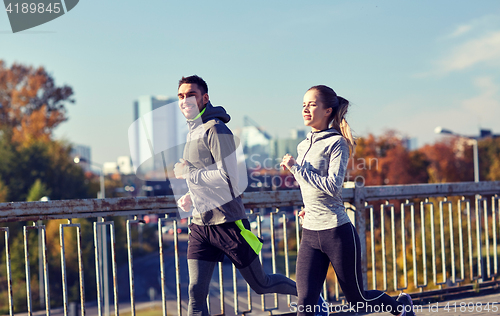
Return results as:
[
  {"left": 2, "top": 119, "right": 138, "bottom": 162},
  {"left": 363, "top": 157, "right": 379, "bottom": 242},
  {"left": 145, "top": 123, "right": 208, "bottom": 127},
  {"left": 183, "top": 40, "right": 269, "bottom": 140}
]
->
[
  {"left": 0, "top": 60, "right": 89, "bottom": 202},
  {"left": 346, "top": 131, "right": 499, "bottom": 186},
  {"left": 347, "top": 130, "right": 429, "bottom": 186},
  {"left": 419, "top": 137, "right": 474, "bottom": 183},
  {"left": 0, "top": 60, "right": 73, "bottom": 146}
]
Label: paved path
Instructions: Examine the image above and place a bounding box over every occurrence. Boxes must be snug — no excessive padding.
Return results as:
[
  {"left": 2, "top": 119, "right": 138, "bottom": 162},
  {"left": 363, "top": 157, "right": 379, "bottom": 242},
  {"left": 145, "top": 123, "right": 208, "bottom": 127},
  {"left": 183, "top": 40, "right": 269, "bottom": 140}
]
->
[
  {"left": 10, "top": 290, "right": 500, "bottom": 316},
  {"left": 411, "top": 292, "right": 500, "bottom": 316},
  {"left": 327, "top": 291, "right": 500, "bottom": 316}
]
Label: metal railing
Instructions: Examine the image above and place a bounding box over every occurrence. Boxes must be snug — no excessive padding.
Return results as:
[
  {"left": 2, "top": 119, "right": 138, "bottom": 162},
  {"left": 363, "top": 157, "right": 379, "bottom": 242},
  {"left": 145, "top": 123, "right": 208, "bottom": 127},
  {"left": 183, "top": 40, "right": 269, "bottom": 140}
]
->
[{"left": 0, "top": 181, "right": 499, "bottom": 315}]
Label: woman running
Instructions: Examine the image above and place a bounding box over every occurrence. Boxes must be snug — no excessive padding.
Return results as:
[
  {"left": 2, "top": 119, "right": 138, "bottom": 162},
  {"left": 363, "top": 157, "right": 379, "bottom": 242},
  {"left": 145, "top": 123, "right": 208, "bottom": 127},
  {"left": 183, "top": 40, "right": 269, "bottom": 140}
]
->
[{"left": 281, "top": 85, "right": 415, "bottom": 316}]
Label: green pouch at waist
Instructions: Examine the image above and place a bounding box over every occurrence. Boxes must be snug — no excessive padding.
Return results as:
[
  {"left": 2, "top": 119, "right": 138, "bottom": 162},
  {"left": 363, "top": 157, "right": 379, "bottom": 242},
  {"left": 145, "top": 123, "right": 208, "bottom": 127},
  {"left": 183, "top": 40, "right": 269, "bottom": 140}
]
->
[{"left": 235, "top": 219, "right": 263, "bottom": 254}]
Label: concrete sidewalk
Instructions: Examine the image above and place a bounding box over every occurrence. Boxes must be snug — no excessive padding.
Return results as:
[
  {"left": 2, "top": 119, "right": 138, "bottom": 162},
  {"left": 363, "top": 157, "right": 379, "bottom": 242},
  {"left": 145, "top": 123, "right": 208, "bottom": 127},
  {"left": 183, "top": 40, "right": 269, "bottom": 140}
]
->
[{"left": 323, "top": 291, "right": 500, "bottom": 316}]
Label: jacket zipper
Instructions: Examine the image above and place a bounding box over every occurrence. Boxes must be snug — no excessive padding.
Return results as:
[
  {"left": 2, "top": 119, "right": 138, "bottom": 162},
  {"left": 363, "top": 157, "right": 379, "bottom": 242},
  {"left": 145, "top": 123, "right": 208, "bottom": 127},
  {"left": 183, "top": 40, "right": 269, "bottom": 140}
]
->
[
  {"left": 301, "top": 133, "right": 314, "bottom": 165},
  {"left": 186, "top": 122, "right": 207, "bottom": 225}
]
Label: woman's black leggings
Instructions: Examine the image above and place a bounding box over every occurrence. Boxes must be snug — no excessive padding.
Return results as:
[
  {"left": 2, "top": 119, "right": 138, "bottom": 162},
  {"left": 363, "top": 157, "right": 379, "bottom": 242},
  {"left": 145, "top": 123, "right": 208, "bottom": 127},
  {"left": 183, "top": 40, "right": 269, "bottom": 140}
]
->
[{"left": 296, "top": 222, "right": 403, "bottom": 316}]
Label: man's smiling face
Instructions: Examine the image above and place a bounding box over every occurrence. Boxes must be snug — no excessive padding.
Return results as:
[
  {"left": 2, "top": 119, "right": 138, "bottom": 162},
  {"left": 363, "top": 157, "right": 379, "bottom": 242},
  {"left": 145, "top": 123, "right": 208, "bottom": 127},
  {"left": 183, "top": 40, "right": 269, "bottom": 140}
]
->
[{"left": 178, "top": 83, "right": 208, "bottom": 119}]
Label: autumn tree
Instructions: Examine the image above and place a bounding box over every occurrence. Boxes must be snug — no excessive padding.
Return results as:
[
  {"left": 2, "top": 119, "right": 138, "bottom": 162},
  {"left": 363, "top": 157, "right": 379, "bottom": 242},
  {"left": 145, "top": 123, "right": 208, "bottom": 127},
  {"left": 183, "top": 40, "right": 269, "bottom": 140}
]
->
[
  {"left": 0, "top": 61, "right": 95, "bottom": 312},
  {"left": 419, "top": 137, "right": 474, "bottom": 183},
  {"left": 0, "top": 60, "right": 73, "bottom": 146},
  {"left": 0, "top": 60, "right": 89, "bottom": 201},
  {"left": 348, "top": 130, "right": 429, "bottom": 186}
]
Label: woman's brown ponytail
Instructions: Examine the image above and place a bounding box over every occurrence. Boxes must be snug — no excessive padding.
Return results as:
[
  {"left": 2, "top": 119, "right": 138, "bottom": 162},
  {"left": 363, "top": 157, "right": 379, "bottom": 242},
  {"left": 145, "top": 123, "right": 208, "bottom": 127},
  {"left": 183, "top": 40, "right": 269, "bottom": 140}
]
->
[
  {"left": 308, "top": 86, "right": 357, "bottom": 156},
  {"left": 332, "top": 96, "right": 356, "bottom": 156}
]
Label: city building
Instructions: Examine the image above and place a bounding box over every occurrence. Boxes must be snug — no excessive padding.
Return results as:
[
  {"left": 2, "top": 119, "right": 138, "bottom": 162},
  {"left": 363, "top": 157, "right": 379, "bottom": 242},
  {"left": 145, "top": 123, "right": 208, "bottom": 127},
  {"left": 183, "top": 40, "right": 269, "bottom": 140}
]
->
[
  {"left": 70, "top": 144, "right": 91, "bottom": 172},
  {"left": 103, "top": 162, "right": 118, "bottom": 175},
  {"left": 238, "top": 124, "right": 272, "bottom": 171},
  {"left": 130, "top": 95, "right": 187, "bottom": 180},
  {"left": 402, "top": 137, "right": 418, "bottom": 151},
  {"left": 237, "top": 118, "right": 305, "bottom": 191},
  {"left": 270, "top": 128, "right": 306, "bottom": 162},
  {"left": 478, "top": 128, "right": 500, "bottom": 139},
  {"left": 101, "top": 156, "right": 134, "bottom": 175},
  {"left": 117, "top": 156, "right": 134, "bottom": 175}
]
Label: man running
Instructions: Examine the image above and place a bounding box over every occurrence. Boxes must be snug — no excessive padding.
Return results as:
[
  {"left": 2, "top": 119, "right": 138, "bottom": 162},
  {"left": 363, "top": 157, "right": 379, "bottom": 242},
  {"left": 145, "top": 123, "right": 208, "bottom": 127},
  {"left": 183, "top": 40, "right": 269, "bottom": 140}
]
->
[{"left": 174, "top": 75, "right": 297, "bottom": 316}]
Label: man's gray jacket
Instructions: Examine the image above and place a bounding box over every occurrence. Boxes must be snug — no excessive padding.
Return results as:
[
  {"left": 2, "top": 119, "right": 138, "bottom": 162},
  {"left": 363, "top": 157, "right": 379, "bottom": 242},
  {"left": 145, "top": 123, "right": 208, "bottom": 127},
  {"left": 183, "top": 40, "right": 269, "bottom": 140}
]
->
[{"left": 183, "top": 101, "right": 247, "bottom": 225}]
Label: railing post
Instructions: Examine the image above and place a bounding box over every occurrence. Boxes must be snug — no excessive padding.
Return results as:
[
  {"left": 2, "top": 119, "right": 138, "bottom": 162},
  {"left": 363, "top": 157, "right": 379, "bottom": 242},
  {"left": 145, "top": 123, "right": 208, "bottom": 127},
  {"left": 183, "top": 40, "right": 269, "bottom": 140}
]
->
[{"left": 354, "top": 185, "right": 368, "bottom": 291}]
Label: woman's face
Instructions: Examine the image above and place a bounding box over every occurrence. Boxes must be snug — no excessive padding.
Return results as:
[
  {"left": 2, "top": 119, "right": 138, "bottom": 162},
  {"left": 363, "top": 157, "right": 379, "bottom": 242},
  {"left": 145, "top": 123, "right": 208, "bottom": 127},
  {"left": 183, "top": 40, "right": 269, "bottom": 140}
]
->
[{"left": 302, "top": 89, "right": 332, "bottom": 131}]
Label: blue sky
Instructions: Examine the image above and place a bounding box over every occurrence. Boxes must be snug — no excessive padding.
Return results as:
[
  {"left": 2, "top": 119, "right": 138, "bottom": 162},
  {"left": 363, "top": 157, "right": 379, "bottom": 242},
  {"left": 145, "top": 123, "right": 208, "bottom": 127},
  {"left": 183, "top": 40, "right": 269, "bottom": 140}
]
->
[{"left": 1, "top": 1, "right": 500, "bottom": 164}]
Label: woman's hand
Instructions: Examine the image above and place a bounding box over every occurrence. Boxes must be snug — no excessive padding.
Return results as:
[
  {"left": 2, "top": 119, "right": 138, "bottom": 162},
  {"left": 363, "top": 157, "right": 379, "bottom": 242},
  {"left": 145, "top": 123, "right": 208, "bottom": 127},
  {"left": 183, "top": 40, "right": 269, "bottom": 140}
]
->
[
  {"left": 280, "top": 154, "right": 296, "bottom": 171},
  {"left": 298, "top": 210, "right": 305, "bottom": 218}
]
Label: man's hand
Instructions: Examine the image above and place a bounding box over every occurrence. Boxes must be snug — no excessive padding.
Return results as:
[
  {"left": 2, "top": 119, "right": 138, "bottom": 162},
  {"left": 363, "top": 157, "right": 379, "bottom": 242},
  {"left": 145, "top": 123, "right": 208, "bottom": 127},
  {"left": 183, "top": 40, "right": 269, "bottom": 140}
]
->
[
  {"left": 174, "top": 158, "right": 189, "bottom": 179},
  {"left": 177, "top": 193, "right": 192, "bottom": 212}
]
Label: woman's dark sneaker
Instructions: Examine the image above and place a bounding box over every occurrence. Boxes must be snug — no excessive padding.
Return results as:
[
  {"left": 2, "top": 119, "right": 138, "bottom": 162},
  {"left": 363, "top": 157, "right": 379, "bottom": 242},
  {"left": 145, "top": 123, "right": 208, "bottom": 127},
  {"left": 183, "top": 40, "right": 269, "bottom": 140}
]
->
[{"left": 396, "top": 292, "right": 415, "bottom": 316}]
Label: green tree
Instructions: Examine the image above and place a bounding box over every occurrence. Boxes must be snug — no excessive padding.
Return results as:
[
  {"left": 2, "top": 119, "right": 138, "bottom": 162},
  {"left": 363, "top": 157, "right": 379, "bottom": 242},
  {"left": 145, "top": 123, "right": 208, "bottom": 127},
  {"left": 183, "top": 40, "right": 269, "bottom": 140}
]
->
[
  {"left": 26, "top": 179, "right": 51, "bottom": 202},
  {"left": 0, "top": 177, "right": 8, "bottom": 202},
  {"left": 0, "top": 136, "right": 90, "bottom": 202},
  {"left": 478, "top": 137, "right": 500, "bottom": 181},
  {"left": 0, "top": 61, "right": 93, "bottom": 312},
  {"left": 0, "top": 60, "right": 87, "bottom": 202}
]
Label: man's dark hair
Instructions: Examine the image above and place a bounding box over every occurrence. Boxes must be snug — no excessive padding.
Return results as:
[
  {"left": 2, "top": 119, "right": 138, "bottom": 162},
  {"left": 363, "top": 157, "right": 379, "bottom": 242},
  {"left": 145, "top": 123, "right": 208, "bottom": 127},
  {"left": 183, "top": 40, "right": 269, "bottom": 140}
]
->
[{"left": 178, "top": 75, "right": 208, "bottom": 95}]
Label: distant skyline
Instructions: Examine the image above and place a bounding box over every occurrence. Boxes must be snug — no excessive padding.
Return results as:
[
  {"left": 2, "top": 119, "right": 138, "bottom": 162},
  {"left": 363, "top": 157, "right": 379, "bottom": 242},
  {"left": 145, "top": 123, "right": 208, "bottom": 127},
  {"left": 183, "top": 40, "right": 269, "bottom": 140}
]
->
[{"left": 1, "top": 1, "right": 500, "bottom": 164}]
